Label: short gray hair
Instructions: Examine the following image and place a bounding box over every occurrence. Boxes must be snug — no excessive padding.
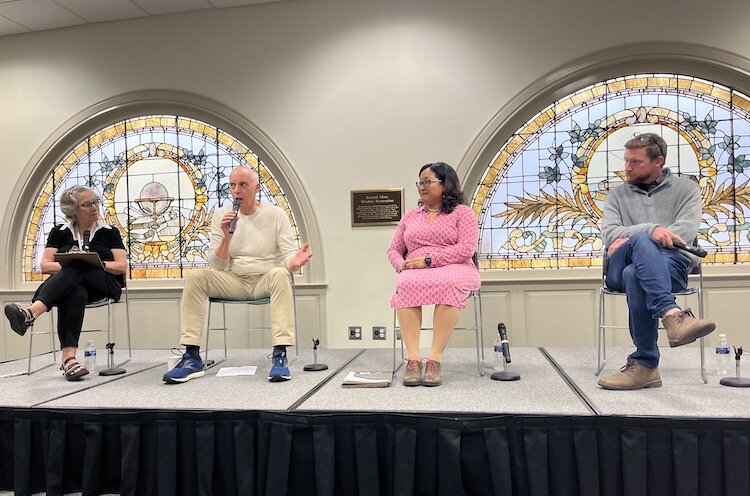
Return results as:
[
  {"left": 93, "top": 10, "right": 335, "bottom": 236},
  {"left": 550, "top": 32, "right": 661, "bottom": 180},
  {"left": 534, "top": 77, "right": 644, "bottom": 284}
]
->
[{"left": 59, "top": 185, "right": 100, "bottom": 221}]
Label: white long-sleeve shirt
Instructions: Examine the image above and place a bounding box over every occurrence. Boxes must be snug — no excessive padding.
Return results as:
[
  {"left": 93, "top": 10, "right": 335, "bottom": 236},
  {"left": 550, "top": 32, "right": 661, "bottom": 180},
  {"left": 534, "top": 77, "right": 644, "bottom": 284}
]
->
[{"left": 207, "top": 202, "right": 297, "bottom": 276}]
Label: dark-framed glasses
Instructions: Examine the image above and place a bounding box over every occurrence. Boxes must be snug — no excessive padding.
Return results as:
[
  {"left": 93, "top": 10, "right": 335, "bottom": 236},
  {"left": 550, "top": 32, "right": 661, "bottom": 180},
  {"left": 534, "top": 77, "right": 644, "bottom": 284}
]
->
[
  {"left": 633, "top": 133, "right": 665, "bottom": 158},
  {"left": 416, "top": 179, "right": 443, "bottom": 188},
  {"left": 78, "top": 200, "right": 100, "bottom": 209}
]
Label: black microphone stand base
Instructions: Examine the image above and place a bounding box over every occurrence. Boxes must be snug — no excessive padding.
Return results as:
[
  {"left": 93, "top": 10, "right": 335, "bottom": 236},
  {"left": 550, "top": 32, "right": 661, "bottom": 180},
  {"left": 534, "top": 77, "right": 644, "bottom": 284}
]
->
[
  {"left": 100, "top": 343, "right": 126, "bottom": 376},
  {"left": 491, "top": 359, "right": 520, "bottom": 381},
  {"left": 491, "top": 371, "right": 520, "bottom": 381},
  {"left": 99, "top": 367, "right": 126, "bottom": 376},
  {"left": 720, "top": 377, "right": 750, "bottom": 387},
  {"left": 305, "top": 339, "right": 327, "bottom": 371}
]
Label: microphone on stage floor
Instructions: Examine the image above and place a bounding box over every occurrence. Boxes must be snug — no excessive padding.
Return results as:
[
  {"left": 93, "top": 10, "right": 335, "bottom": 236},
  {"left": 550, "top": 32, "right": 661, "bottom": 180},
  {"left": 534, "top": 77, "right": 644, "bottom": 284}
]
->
[
  {"left": 498, "top": 323, "right": 511, "bottom": 363},
  {"left": 228, "top": 199, "right": 241, "bottom": 234},
  {"left": 672, "top": 241, "right": 707, "bottom": 258},
  {"left": 82, "top": 230, "right": 91, "bottom": 251}
]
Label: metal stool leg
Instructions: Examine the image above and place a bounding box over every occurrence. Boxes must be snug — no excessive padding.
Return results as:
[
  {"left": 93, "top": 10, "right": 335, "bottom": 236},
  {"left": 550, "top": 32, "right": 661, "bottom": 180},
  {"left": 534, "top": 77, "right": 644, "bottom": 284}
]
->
[
  {"left": 596, "top": 289, "right": 606, "bottom": 376},
  {"left": 392, "top": 310, "right": 404, "bottom": 373},
  {"left": 27, "top": 323, "right": 35, "bottom": 375},
  {"left": 204, "top": 300, "right": 213, "bottom": 363},
  {"left": 222, "top": 302, "right": 228, "bottom": 358},
  {"left": 124, "top": 287, "right": 132, "bottom": 358},
  {"left": 290, "top": 270, "right": 299, "bottom": 357},
  {"left": 473, "top": 291, "right": 484, "bottom": 376}
]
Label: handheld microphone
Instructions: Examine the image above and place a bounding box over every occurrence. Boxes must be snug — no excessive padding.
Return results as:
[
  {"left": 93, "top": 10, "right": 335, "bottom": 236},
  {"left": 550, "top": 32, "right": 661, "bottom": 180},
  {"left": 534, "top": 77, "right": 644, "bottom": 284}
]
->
[
  {"left": 672, "top": 241, "right": 707, "bottom": 258},
  {"left": 228, "top": 200, "right": 241, "bottom": 234},
  {"left": 491, "top": 322, "right": 520, "bottom": 381},
  {"left": 82, "top": 230, "right": 91, "bottom": 251},
  {"left": 498, "top": 323, "right": 511, "bottom": 363}
]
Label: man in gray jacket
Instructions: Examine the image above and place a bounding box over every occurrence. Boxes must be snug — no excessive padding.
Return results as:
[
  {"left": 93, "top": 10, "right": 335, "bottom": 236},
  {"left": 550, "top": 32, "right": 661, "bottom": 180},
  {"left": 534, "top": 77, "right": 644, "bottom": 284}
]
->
[{"left": 598, "top": 133, "right": 716, "bottom": 390}]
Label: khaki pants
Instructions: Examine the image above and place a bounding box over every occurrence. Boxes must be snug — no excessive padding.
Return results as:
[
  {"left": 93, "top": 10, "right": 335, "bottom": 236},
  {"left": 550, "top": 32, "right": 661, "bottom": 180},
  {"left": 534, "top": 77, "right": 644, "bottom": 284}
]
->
[{"left": 180, "top": 267, "right": 295, "bottom": 347}]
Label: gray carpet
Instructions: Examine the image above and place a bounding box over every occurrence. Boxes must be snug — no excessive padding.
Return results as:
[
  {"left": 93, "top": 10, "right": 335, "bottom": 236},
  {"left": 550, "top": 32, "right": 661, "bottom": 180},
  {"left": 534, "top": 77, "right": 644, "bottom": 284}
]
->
[
  {"left": 0, "top": 350, "right": 162, "bottom": 408},
  {"left": 297, "top": 348, "right": 591, "bottom": 414},
  {"left": 545, "top": 346, "right": 750, "bottom": 418},
  {"left": 5, "top": 347, "right": 748, "bottom": 417},
  {"left": 41, "top": 348, "right": 361, "bottom": 411}
]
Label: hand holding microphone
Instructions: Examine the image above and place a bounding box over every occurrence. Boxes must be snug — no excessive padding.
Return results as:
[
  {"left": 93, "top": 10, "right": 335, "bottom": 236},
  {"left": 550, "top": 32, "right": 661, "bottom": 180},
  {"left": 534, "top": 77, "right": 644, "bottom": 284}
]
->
[
  {"left": 653, "top": 227, "right": 707, "bottom": 258},
  {"left": 672, "top": 240, "right": 707, "bottom": 258},
  {"left": 228, "top": 199, "right": 241, "bottom": 234}
]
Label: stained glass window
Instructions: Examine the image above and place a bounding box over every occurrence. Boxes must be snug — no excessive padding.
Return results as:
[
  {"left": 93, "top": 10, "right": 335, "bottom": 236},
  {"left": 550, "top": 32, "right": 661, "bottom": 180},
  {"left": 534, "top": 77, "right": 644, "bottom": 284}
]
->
[
  {"left": 23, "top": 115, "right": 299, "bottom": 281},
  {"left": 472, "top": 74, "right": 750, "bottom": 269}
]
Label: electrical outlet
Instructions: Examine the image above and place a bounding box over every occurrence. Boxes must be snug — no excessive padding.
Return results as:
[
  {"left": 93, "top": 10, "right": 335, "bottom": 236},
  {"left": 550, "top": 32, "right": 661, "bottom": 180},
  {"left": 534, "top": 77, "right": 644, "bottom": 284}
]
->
[
  {"left": 348, "top": 326, "right": 362, "bottom": 340},
  {"left": 373, "top": 326, "right": 386, "bottom": 340},
  {"left": 395, "top": 328, "right": 402, "bottom": 340}
]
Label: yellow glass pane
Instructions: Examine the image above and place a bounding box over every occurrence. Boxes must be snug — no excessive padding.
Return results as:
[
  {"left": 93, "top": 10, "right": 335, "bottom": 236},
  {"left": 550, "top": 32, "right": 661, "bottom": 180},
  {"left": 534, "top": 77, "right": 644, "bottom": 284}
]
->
[
  {"left": 471, "top": 72, "right": 749, "bottom": 271},
  {"left": 24, "top": 113, "right": 301, "bottom": 281}
]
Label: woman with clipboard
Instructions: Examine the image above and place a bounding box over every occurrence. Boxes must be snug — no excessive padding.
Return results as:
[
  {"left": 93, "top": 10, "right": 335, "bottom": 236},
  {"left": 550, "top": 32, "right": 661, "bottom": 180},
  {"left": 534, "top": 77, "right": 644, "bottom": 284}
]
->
[{"left": 4, "top": 185, "right": 127, "bottom": 380}]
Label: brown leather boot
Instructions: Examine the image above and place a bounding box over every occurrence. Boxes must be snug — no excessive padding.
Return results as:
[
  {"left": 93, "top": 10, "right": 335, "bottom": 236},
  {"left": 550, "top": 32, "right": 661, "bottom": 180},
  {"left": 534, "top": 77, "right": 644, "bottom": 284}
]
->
[
  {"left": 402, "top": 359, "right": 423, "bottom": 386},
  {"left": 597, "top": 360, "right": 662, "bottom": 390},
  {"left": 662, "top": 308, "right": 716, "bottom": 347},
  {"left": 422, "top": 359, "right": 442, "bottom": 387}
]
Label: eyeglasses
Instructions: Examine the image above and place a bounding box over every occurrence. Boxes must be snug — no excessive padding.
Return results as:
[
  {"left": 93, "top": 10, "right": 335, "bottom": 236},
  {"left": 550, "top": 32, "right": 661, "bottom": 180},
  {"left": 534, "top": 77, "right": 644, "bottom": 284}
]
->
[
  {"left": 416, "top": 179, "right": 443, "bottom": 188},
  {"left": 632, "top": 133, "right": 665, "bottom": 158},
  {"left": 78, "top": 200, "right": 100, "bottom": 209}
]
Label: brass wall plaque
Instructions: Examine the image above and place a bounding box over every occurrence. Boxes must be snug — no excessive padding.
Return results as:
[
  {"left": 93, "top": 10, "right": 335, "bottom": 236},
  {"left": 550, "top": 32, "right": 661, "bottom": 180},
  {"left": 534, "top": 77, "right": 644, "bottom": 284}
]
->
[{"left": 351, "top": 189, "right": 404, "bottom": 227}]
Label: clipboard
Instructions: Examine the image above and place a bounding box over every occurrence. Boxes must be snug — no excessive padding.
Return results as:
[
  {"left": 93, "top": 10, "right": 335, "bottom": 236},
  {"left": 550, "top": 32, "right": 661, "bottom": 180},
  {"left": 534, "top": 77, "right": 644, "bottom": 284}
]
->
[{"left": 54, "top": 251, "right": 105, "bottom": 269}]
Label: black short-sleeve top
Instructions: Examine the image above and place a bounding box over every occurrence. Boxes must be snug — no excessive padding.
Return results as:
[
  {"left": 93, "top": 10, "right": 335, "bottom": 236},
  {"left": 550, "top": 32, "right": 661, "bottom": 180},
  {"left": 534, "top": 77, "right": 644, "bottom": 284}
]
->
[{"left": 46, "top": 223, "right": 126, "bottom": 286}]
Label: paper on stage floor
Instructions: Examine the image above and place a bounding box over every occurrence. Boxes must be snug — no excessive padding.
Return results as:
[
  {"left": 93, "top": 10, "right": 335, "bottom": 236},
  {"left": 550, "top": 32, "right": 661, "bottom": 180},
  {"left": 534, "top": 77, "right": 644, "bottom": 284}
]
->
[
  {"left": 342, "top": 371, "right": 393, "bottom": 388},
  {"left": 216, "top": 366, "right": 258, "bottom": 377}
]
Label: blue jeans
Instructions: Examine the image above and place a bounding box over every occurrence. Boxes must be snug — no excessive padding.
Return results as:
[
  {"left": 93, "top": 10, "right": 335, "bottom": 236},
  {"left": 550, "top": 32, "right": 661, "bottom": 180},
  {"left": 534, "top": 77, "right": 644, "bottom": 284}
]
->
[{"left": 605, "top": 233, "right": 690, "bottom": 368}]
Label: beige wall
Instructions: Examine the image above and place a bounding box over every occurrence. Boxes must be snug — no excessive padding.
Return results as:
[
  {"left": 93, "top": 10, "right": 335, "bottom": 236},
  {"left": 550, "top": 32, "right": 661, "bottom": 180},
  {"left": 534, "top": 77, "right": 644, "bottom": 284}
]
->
[{"left": 2, "top": 0, "right": 750, "bottom": 360}]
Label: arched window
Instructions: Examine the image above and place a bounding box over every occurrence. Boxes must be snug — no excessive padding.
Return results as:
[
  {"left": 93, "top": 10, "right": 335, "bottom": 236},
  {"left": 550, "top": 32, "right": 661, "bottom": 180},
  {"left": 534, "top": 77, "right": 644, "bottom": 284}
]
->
[
  {"left": 472, "top": 73, "right": 750, "bottom": 269},
  {"left": 23, "top": 115, "right": 299, "bottom": 281}
]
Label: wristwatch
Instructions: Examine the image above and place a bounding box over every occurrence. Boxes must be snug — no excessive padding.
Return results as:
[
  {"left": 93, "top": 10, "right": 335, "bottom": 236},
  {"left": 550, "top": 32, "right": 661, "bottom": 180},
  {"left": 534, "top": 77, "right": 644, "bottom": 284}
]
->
[{"left": 424, "top": 255, "right": 432, "bottom": 267}]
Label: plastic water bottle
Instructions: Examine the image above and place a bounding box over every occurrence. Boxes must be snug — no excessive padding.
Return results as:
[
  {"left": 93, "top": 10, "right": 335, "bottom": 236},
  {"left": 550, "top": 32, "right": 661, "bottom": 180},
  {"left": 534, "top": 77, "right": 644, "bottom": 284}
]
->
[
  {"left": 715, "top": 334, "right": 731, "bottom": 376},
  {"left": 84, "top": 339, "right": 97, "bottom": 372},
  {"left": 493, "top": 331, "right": 503, "bottom": 370}
]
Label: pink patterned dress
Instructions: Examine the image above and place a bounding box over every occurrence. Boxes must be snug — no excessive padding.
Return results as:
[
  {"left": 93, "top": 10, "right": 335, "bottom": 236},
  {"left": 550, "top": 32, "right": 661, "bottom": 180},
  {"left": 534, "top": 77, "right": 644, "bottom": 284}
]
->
[{"left": 388, "top": 204, "right": 480, "bottom": 309}]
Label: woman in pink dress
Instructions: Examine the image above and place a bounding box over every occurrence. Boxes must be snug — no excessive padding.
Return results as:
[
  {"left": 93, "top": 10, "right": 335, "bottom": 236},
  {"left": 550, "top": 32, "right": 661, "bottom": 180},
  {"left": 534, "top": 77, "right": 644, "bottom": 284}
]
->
[{"left": 387, "top": 162, "right": 480, "bottom": 386}]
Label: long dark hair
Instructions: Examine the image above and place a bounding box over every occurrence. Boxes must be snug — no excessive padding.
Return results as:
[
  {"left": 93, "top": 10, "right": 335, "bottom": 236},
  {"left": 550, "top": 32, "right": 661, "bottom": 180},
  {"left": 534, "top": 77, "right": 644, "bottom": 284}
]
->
[{"left": 418, "top": 162, "right": 465, "bottom": 213}]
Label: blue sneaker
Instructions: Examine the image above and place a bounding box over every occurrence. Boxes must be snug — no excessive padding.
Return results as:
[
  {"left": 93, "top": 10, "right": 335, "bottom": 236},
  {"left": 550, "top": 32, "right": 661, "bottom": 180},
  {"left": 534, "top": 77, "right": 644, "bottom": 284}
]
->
[
  {"left": 268, "top": 348, "right": 291, "bottom": 382},
  {"left": 163, "top": 352, "right": 205, "bottom": 384}
]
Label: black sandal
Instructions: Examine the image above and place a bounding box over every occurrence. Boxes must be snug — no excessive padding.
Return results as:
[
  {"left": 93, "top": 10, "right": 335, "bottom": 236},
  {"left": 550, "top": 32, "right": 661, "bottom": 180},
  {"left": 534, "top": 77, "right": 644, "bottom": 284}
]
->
[
  {"left": 4, "top": 303, "right": 35, "bottom": 336},
  {"left": 61, "top": 356, "right": 89, "bottom": 381}
]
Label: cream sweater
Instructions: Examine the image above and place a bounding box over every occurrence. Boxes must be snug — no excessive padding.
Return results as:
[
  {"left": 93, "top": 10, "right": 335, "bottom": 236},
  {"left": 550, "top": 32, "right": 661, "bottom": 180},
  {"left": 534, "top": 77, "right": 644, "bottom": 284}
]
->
[{"left": 207, "top": 202, "right": 297, "bottom": 276}]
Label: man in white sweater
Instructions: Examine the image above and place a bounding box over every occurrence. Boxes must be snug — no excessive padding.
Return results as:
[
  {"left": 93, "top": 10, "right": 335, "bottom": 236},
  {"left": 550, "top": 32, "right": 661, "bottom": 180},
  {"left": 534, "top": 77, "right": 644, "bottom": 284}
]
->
[
  {"left": 598, "top": 133, "right": 715, "bottom": 390},
  {"left": 164, "top": 166, "right": 312, "bottom": 384}
]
